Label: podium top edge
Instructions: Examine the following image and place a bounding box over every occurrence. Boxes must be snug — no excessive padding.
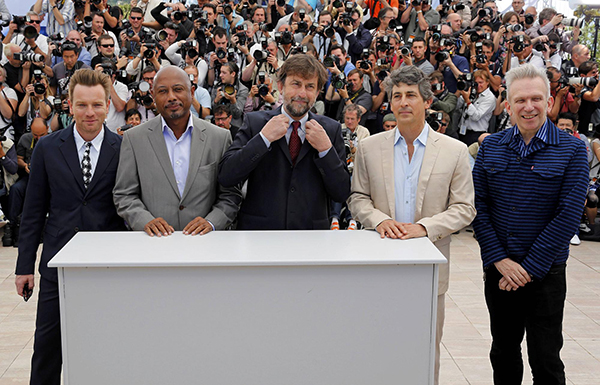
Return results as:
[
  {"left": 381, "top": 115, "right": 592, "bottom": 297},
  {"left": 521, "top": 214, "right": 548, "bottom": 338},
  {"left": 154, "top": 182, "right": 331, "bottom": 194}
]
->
[{"left": 48, "top": 231, "right": 449, "bottom": 268}]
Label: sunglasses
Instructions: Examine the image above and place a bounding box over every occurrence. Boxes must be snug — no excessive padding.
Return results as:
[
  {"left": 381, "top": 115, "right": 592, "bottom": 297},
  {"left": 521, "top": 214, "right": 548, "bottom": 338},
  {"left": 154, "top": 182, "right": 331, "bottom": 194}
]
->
[
  {"left": 28, "top": 20, "right": 41, "bottom": 24},
  {"left": 130, "top": 16, "right": 143, "bottom": 20},
  {"left": 100, "top": 44, "right": 115, "bottom": 48}
]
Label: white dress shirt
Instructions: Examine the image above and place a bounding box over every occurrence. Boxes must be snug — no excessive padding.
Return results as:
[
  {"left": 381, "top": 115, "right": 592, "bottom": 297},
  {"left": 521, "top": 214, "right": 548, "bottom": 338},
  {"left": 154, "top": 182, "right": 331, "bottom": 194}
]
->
[
  {"left": 105, "top": 80, "right": 131, "bottom": 132},
  {"left": 73, "top": 125, "right": 104, "bottom": 179},
  {"left": 161, "top": 115, "right": 194, "bottom": 197},
  {"left": 394, "top": 124, "right": 429, "bottom": 224},
  {"left": 459, "top": 87, "right": 496, "bottom": 135}
]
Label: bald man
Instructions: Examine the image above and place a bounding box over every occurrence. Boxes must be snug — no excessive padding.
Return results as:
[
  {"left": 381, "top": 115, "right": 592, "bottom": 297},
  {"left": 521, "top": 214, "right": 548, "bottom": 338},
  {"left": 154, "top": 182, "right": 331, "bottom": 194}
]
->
[
  {"left": 562, "top": 44, "right": 590, "bottom": 76},
  {"left": 113, "top": 66, "right": 241, "bottom": 237}
]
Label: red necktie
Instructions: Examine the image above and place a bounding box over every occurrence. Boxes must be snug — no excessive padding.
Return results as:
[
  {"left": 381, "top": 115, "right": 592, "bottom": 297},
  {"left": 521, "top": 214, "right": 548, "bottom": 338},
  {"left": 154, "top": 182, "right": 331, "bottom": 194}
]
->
[{"left": 289, "top": 121, "right": 301, "bottom": 166}]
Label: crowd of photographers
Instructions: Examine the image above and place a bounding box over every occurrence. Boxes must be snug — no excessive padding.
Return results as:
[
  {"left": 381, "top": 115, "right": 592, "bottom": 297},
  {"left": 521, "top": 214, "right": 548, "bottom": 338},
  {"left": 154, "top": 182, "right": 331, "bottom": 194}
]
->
[{"left": 0, "top": 0, "right": 598, "bottom": 237}]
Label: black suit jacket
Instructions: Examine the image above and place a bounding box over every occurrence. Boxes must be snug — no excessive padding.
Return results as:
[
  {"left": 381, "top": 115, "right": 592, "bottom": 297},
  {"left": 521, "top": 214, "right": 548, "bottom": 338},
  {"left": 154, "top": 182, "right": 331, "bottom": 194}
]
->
[
  {"left": 218, "top": 107, "right": 350, "bottom": 230},
  {"left": 16, "top": 125, "right": 126, "bottom": 283}
]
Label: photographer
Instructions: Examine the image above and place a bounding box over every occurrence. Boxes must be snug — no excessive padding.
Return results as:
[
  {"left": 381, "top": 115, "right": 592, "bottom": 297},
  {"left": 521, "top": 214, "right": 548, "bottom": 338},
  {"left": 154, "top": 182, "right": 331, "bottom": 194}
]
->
[
  {"left": 547, "top": 66, "right": 581, "bottom": 122},
  {"left": 245, "top": 70, "right": 281, "bottom": 112},
  {"left": 400, "top": 0, "right": 440, "bottom": 42},
  {"left": 125, "top": 65, "right": 158, "bottom": 123},
  {"left": 120, "top": 7, "right": 154, "bottom": 57},
  {"left": 430, "top": 36, "right": 469, "bottom": 93},
  {"left": 242, "top": 38, "right": 282, "bottom": 88},
  {"left": 49, "top": 96, "right": 72, "bottom": 131},
  {"left": 562, "top": 44, "right": 590, "bottom": 77},
  {"left": 183, "top": 64, "right": 211, "bottom": 118},
  {"left": 82, "top": 12, "right": 120, "bottom": 59},
  {"left": 17, "top": 70, "right": 53, "bottom": 130},
  {"left": 0, "top": 113, "right": 18, "bottom": 246},
  {"left": 51, "top": 30, "right": 92, "bottom": 66},
  {"left": 458, "top": 69, "right": 496, "bottom": 145},
  {"left": 469, "top": 39, "right": 501, "bottom": 91},
  {"left": 212, "top": 104, "right": 238, "bottom": 139},
  {"left": 206, "top": 27, "right": 232, "bottom": 87},
  {"left": 0, "top": 67, "right": 18, "bottom": 141},
  {"left": 94, "top": 62, "right": 130, "bottom": 131},
  {"left": 272, "top": 25, "right": 296, "bottom": 60},
  {"left": 211, "top": 61, "right": 248, "bottom": 128},
  {"left": 216, "top": 0, "right": 244, "bottom": 36},
  {"left": 90, "top": 34, "right": 128, "bottom": 69},
  {"left": 33, "top": 0, "right": 76, "bottom": 38},
  {"left": 356, "top": 0, "right": 399, "bottom": 19},
  {"left": 302, "top": 11, "right": 343, "bottom": 60},
  {"left": 336, "top": 7, "right": 372, "bottom": 64},
  {"left": 116, "top": 108, "right": 142, "bottom": 135},
  {"left": 230, "top": 22, "right": 256, "bottom": 74},
  {"left": 5, "top": 118, "right": 49, "bottom": 247},
  {"left": 150, "top": 2, "right": 193, "bottom": 39},
  {"left": 2, "top": 12, "right": 48, "bottom": 62},
  {"left": 266, "top": 0, "right": 294, "bottom": 28},
  {"left": 429, "top": 71, "right": 458, "bottom": 135},
  {"left": 86, "top": 0, "right": 123, "bottom": 35},
  {"left": 166, "top": 38, "right": 209, "bottom": 86},
  {"left": 399, "top": 37, "right": 434, "bottom": 76},
  {"left": 50, "top": 41, "right": 91, "bottom": 96},
  {"left": 469, "top": 0, "right": 500, "bottom": 31},
  {"left": 326, "top": 68, "right": 371, "bottom": 123},
  {"left": 504, "top": 34, "right": 544, "bottom": 75},
  {"left": 125, "top": 42, "right": 165, "bottom": 81},
  {"left": 575, "top": 60, "right": 600, "bottom": 137}
]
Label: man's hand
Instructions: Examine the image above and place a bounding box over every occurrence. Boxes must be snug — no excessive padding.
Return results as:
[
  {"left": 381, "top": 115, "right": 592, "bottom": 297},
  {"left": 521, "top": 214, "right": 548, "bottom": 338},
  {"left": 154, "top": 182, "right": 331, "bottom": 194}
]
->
[
  {"left": 398, "top": 223, "right": 427, "bottom": 239},
  {"left": 144, "top": 217, "right": 174, "bottom": 237},
  {"left": 376, "top": 219, "right": 406, "bottom": 239},
  {"left": 498, "top": 276, "right": 518, "bottom": 291},
  {"left": 338, "top": 85, "right": 349, "bottom": 99},
  {"left": 494, "top": 258, "right": 531, "bottom": 290},
  {"left": 551, "top": 13, "right": 563, "bottom": 26},
  {"left": 183, "top": 217, "right": 213, "bottom": 235},
  {"left": 305, "top": 119, "right": 332, "bottom": 153},
  {"left": 261, "top": 114, "right": 289, "bottom": 142},
  {"left": 15, "top": 275, "right": 35, "bottom": 298}
]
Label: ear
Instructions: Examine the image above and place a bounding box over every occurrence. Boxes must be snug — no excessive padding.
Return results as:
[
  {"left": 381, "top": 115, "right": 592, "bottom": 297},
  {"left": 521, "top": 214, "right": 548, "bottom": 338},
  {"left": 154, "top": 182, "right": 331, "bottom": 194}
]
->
[
  {"left": 505, "top": 99, "right": 512, "bottom": 119},
  {"left": 546, "top": 95, "right": 554, "bottom": 114},
  {"left": 68, "top": 98, "right": 74, "bottom": 115}
]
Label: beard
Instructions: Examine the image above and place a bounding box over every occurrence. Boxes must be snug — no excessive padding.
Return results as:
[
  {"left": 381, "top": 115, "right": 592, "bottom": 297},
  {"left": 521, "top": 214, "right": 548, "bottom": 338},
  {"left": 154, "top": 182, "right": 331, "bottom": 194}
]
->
[{"left": 283, "top": 93, "right": 313, "bottom": 119}]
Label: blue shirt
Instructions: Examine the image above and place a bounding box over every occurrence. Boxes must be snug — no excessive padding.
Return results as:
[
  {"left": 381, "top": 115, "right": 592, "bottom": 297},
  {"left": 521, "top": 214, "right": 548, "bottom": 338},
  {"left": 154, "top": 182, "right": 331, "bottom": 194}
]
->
[
  {"left": 472, "top": 119, "right": 589, "bottom": 280},
  {"left": 162, "top": 115, "right": 193, "bottom": 197},
  {"left": 439, "top": 55, "right": 469, "bottom": 93},
  {"left": 394, "top": 124, "right": 428, "bottom": 223}
]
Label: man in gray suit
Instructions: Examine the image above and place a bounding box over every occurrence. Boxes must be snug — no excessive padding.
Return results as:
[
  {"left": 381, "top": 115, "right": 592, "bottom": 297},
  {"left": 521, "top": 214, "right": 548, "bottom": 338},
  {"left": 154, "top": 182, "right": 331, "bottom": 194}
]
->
[{"left": 113, "top": 66, "right": 241, "bottom": 236}]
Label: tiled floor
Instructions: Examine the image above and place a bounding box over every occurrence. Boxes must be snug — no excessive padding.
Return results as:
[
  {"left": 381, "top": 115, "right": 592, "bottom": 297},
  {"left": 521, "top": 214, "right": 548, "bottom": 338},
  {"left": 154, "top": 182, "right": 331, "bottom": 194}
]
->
[{"left": 0, "top": 230, "right": 599, "bottom": 384}]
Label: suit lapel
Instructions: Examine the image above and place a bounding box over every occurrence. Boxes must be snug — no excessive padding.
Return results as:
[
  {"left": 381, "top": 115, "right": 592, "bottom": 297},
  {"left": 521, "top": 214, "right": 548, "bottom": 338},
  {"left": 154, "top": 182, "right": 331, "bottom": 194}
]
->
[
  {"left": 180, "top": 118, "right": 207, "bottom": 202},
  {"left": 58, "top": 124, "right": 85, "bottom": 194},
  {"left": 148, "top": 119, "right": 181, "bottom": 199},
  {"left": 381, "top": 130, "right": 396, "bottom": 219},
  {"left": 415, "top": 128, "right": 441, "bottom": 219},
  {"left": 85, "top": 127, "right": 117, "bottom": 194}
]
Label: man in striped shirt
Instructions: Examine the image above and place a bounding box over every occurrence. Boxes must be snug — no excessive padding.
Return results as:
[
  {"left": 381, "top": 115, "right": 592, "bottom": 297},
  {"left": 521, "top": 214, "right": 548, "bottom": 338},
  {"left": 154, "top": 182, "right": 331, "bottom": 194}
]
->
[
  {"left": 472, "top": 64, "right": 589, "bottom": 385},
  {"left": 33, "top": 0, "right": 76, "bottom": 38}
]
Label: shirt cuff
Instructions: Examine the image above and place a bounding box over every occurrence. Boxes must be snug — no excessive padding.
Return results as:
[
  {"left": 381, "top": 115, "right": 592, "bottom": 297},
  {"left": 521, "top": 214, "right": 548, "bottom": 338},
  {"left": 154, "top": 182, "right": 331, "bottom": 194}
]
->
[
  {"left": 347, "top": 30, "right": 356, "bottom": 37},
  {"left": 259, "top": 132, "right": 271, "bottom": 148},
  {"left": 318, "top": 147, "right": 331, "bottom": 158},
  {"left": 207, "top": 220, "right": 215, "bottom": 231}
]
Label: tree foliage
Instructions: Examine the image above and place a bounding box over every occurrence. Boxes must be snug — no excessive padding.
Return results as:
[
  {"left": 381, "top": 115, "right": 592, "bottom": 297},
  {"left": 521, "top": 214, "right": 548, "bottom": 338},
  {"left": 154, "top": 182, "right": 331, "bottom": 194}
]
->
[{"left": 574, "top": 6, "right": 600, "bottom": 59}]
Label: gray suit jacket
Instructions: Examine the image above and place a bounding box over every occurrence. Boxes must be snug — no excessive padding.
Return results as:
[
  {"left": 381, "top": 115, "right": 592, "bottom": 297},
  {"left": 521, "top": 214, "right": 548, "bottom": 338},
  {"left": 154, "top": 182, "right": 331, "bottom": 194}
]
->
[{"left": 113, "top": 115, "right": 242, "bottom": 231}]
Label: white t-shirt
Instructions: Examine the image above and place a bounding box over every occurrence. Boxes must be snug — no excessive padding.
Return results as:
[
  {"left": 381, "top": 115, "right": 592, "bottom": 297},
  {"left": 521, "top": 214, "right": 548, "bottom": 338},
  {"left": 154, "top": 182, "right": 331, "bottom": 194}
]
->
[
  {"left": 0, "top": 86, "right": 18, "bottom": 141},
  {"left": 105, "top": 81, "right": 131, "bottom": 132}
]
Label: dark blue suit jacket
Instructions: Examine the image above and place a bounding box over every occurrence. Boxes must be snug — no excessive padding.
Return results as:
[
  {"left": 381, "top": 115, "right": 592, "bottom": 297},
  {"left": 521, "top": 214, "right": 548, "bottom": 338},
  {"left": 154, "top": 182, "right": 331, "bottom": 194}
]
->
[
  {"left": 16, "top": 125, "right": 126, "bottom": 283},
  {"left": 218, "top": 107, "right": 350, "bottom": 230}
]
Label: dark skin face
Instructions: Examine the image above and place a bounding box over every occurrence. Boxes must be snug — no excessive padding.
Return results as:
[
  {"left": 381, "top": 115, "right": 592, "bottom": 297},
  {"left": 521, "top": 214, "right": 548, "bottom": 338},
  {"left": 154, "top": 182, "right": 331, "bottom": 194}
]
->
[{"left": 152, "top": 67, "right": 192, "bottom": 137}]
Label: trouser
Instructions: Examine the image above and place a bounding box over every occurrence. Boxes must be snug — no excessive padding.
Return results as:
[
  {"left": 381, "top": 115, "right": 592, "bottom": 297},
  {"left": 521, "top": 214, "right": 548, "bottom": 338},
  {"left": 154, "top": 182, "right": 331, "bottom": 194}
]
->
[
  {"left": 8, "top": 175, "right": 29, "bottom": 223},
  {"left": 484, "top": 264, "right": 567, "bottom": 385},
  {"left": 30, "top": 277, "right": 62, "bottom": 385}
]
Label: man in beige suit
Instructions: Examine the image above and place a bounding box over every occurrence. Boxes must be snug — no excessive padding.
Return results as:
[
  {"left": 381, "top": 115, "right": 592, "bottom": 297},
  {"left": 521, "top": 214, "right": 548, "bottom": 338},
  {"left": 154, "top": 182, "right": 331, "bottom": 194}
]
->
[
  {"left": 114, "top": 66, "right": 241, "bottom": 236},
  {"left": 348, "top": 66, "right": 476, "bottom": 385}
]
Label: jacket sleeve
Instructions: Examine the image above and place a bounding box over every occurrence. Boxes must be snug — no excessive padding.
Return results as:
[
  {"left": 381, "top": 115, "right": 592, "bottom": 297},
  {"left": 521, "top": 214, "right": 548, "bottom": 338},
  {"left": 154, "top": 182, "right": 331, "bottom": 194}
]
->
[
  {"left": 313, "top": 121, "right": 351, "bottom": 203},
  {"left": 431, "top": 93, "right": 458, "bottom": 115}
]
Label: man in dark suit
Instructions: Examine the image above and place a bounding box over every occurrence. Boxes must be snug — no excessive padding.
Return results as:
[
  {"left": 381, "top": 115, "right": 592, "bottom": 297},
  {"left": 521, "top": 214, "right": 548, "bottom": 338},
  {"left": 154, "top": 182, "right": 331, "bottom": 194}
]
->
[
  {"left": 14, "top": 69, "right": 126, "bottom": 385},
  {"left": 218, "top": 54, "right": 350, "bottom": 230}
]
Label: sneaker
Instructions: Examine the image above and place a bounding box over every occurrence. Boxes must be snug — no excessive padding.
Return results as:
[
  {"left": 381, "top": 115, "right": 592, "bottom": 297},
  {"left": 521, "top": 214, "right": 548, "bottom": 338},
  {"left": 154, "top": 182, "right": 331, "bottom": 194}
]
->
[
  {"left": 0, "top": 216, "right": 7, "bottom": 229},
  {"left": 570, "top": 234, "right": 581, "bottom": 245},
  {"left": 579, "top": 223, "right": 593, "bottom": 235},
  {"left": 330, "top": 218, "right": 340, "bottom": 230},
  {"left": 347, "top": 220, "right": 358, "bottom": 230}
]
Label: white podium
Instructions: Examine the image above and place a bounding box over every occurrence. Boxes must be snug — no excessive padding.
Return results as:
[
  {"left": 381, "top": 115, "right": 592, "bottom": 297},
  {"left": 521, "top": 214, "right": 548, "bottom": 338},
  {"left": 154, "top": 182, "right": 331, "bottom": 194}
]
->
[{"left": 49, "top": 231, "right": 446, "bottom": 385}]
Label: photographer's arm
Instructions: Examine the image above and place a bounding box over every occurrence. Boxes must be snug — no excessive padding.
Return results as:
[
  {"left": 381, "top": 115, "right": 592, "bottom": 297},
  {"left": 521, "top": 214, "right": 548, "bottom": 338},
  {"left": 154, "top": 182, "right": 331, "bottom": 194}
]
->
[
  {"left": 501, "top": 49, "right": 511, "bottom": 76},
  {"left": 33, "top": 0, "right": 43, "bottom": 15},
  {"left": 98, "top": 3, "right": 118, "bottom": 28},
  {"left": 400, "top": 5, "right": 412, "bottom": 24},
  {"left": 0, "top": 91, "right": 17, "bottom": 120},
  {"left": 583, "top": 82, "right": 600, "bottom": 102},
  {"left": 371, "top": 85, "right": 385, "bottom": 111},
  {"left": 17, "top": 94, "right": 30, "bottom": 118},
  {"left": 109, "top": 83, "right": 127, "bottom": 112},
  {"left": 241, "top": 58, "right": 257, "bottom": 83},
  {"left": 325, "top": 82, "right": 341, "bottom": 102},
  {"left": 548, "top": 89, "right": 564, "bottom": 122}
]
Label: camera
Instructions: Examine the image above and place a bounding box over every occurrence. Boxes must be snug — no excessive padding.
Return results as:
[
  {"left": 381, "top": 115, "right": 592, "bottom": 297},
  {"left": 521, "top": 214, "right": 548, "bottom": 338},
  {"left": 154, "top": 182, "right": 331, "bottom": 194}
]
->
[
  {"left": 563, "top": 17, "right": 584, "bottom": 28},
  {"left": 566, "top": 67, "right": 579, "bottom": 77},
  {"left": 323, "top": 26, "right": 335, "bottom": 38},
  {"left": 456, "top": 73, "right": 473, "bottom": 91},
  {"left": 332, "top": 0, "right": 343, "bottom": 7},
  {"left": 341, "top": 127, "right": 357, "bottom": 167},
  {"left": 216, "top": 47, "right": 227, "bottom": 60},
  {"left": 478, "top": 7, "right": 492, "bottom": 18},
  {"left": 332, "top": 73, "right": 347, "bottom": 89},
  {"left": 173, "top": 10, "right": 185, "bottom": 21},
  {"left": 53, "top": 97, "right": 65, "bottom": 112},
  {"left": 432, "top": 83, "right": 443, "bottom": 91},
  {"left": 188, "top": 7, "right": 205, "bottom": 21},
  {"left": 222, "top": 84, "right": 236, "bottom": 96},
  {"left": 340, "top": 12, "right": 353, "bottom": 26},
  {"left": 399, "top": 46, "right": 411, "bottom": 56},
  {"left": 227, "top": 47, "right": 236, "bottom": 61},
  {"left": 359, "top": 60, "right": 371, "bottom": 70},
  {"left": 134, "top": 81, "right": 154, "bottom": 107},
  {"left": 323, "top": 55, "right": 340, "bottom": 68},
  {"left": 259, "top": 22, "right": 275, "bottom": 32},
  {"left": 257, "top": 72, "right": 270, "bottom": 97},
  {"left": 254, "top": 49, "right": 269, "bottom": 62},
  {"left": 31, "top": 69, "right": 46, "bottom": 95},
  {"left": 297, "top": 9, "right": 308, "bottom": 33},
  {"left": 99, "top": 62, "right": 115, "bottom": 76},
  {"left": 91, "top": 0, "right": 101, "bottom": 4},
  {"left": 426, "top": 111, "right": 444, "bottom": 131},
  {"left": 182, "top": 40, "right": 199, "bottom": 59},
  {"left": 290, "top": 45, "right": 308, "bottom": 55},
  {"left": 14, "top": 52, "right": 45, "bottom": 63},
  {"left": 280, "top": 30, "right": 293, "bottom": 45},
  {"left": 524, "top": 13, "right": 535, "bottom": 25},
  {"left": 376, "top": 36, "right": 390, "bottom": 52},
  {"left": 505, "top": 24, "right": 523, "bottom": 33},
  {"left": 569, "top": 77, "right": 599, "bottom": 88},
  {"left": 511, "top": 35, "right": 525, "bottom": 53},
  {"left": 376, "top": 57, "right": 393, "bottom": 66},
  {"left": 143, "top": 43, "right": 156, "bottom": 58},
  {"left": 155, "top": 30, "right": 168, "bottom": 42},
  {"left": 119, "top": 124, "right": 134, "bottom": 133},
  {"left": 73, "top": 0, "right": 85, "bottom": 8},
  {"left": 434, "top": 50, "right": 449, "bottom": 62},
  {"left": 236, "top": 32, "right": 247, "bottom": 46},
  {"left": 277, "top": 0, "right": 285, "bottom": 6},
  {"left": 48, "top": 32, "right": 64, "bottom": 42}
]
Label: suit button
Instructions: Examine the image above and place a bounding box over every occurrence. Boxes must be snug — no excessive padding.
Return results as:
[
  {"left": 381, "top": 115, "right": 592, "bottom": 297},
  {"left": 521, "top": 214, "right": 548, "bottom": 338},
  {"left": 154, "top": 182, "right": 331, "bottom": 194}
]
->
[
  {"left": 82, "top": 201, "right": 87, "bottom": 206},
  {"left": 74, "top": 227, "right": 79, "bottom": 233},
  {"left": 179, "top": 205, "right": 185, "bottom": 210},
  {"left": 290, "top": 187, "right": 296, "bottom": 193}
]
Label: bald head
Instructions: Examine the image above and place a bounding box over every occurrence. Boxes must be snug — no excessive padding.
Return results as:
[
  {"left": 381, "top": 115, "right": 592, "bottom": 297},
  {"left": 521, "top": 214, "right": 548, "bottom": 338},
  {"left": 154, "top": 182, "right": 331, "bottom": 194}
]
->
[
  {"left": 31, "top": 118, "right": 48, "bottom": 140},
  {"left": 447, "top": 13, "right": 462, "bottom": 32},
  {"left": 153, "top": 66, "right": 193, "bottom": 121},
  {"left": 572, "top": 44, "right": 591, "bottom": 67},
  {"left": 153, "top": 66, "right": 192, "bottom": 92}
]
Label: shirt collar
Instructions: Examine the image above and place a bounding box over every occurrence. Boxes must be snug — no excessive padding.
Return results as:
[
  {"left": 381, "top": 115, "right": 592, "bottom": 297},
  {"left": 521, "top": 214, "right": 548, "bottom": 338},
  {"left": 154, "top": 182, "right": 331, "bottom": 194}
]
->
[
  {"left": 394, "top": 122, "right": 430, "bottom": 147},
  {"left": 281, "top": 106, "right": 309, "bottom": 131},
  {"left": 161, "top": 114, "right": 194, "bottom": 141},
  {"left": 500, "top": 118, "right": 557, "bottom": 146},
  {"left": 73, "top": 124, "right": 105, "bottom": 152}
]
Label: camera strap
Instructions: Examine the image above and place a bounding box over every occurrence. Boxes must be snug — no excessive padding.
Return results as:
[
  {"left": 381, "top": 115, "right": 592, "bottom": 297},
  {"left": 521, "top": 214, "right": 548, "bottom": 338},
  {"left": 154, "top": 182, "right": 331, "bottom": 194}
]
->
[{"left": 0, "top": 89, "right": 15, "bottom": 126}]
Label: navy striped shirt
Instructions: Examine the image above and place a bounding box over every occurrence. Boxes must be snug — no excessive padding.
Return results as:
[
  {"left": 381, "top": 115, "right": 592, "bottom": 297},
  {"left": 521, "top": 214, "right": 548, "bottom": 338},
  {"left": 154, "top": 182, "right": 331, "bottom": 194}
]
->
[{"left": 472, "top": 119, "right": 589, "bottom": 280}]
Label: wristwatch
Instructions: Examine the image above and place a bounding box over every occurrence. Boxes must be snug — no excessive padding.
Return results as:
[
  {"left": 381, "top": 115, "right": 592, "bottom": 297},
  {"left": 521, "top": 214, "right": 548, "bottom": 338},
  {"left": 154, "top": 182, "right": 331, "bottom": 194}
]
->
[
  {"left": 101, "top": 8, "right": 107, "bottom": 14},
  {"left": 0, "top": 156, "right": 6, "bottom": 161}
]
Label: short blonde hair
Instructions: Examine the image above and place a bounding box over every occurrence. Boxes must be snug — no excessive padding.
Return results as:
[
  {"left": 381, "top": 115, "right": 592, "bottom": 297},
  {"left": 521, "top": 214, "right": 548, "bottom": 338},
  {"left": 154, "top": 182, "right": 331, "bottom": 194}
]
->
[{"left": 68, "top": 69, "right": 111, "bottom": 102}]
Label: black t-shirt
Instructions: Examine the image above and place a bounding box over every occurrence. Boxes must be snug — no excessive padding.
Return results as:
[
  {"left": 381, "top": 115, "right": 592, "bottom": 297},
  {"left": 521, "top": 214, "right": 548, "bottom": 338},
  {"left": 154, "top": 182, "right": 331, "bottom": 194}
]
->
[
  {"left": 91, "top": 5, "right": 123, "bottom": 37},
  {"left": 3, "top": 63, "right": 28, "bottom": 102}
]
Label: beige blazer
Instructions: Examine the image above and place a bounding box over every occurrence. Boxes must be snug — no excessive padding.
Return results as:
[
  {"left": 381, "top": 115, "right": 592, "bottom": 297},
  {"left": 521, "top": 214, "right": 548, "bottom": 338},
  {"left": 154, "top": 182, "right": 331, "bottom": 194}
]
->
[
  {"left": 348, "top": 127, "right": 476, "bottom": 294},
  {"left": 113, "top": 115, "right": 242, "bottom": 232}
]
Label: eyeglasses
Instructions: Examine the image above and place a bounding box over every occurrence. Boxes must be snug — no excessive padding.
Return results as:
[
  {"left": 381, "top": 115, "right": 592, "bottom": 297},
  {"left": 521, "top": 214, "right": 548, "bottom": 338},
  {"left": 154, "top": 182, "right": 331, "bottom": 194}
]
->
[
  {"left": 100, "top": 44, "right": 115, "bottom": 48},
  {"left": 440, "top": 122, "right": 448, "bottom": 127},
  {"left": 28, "top": 20, "right": 41, "bottom": 24},
  {"left": 130, "top": 16, "right": 143, "bottom": 20}
]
